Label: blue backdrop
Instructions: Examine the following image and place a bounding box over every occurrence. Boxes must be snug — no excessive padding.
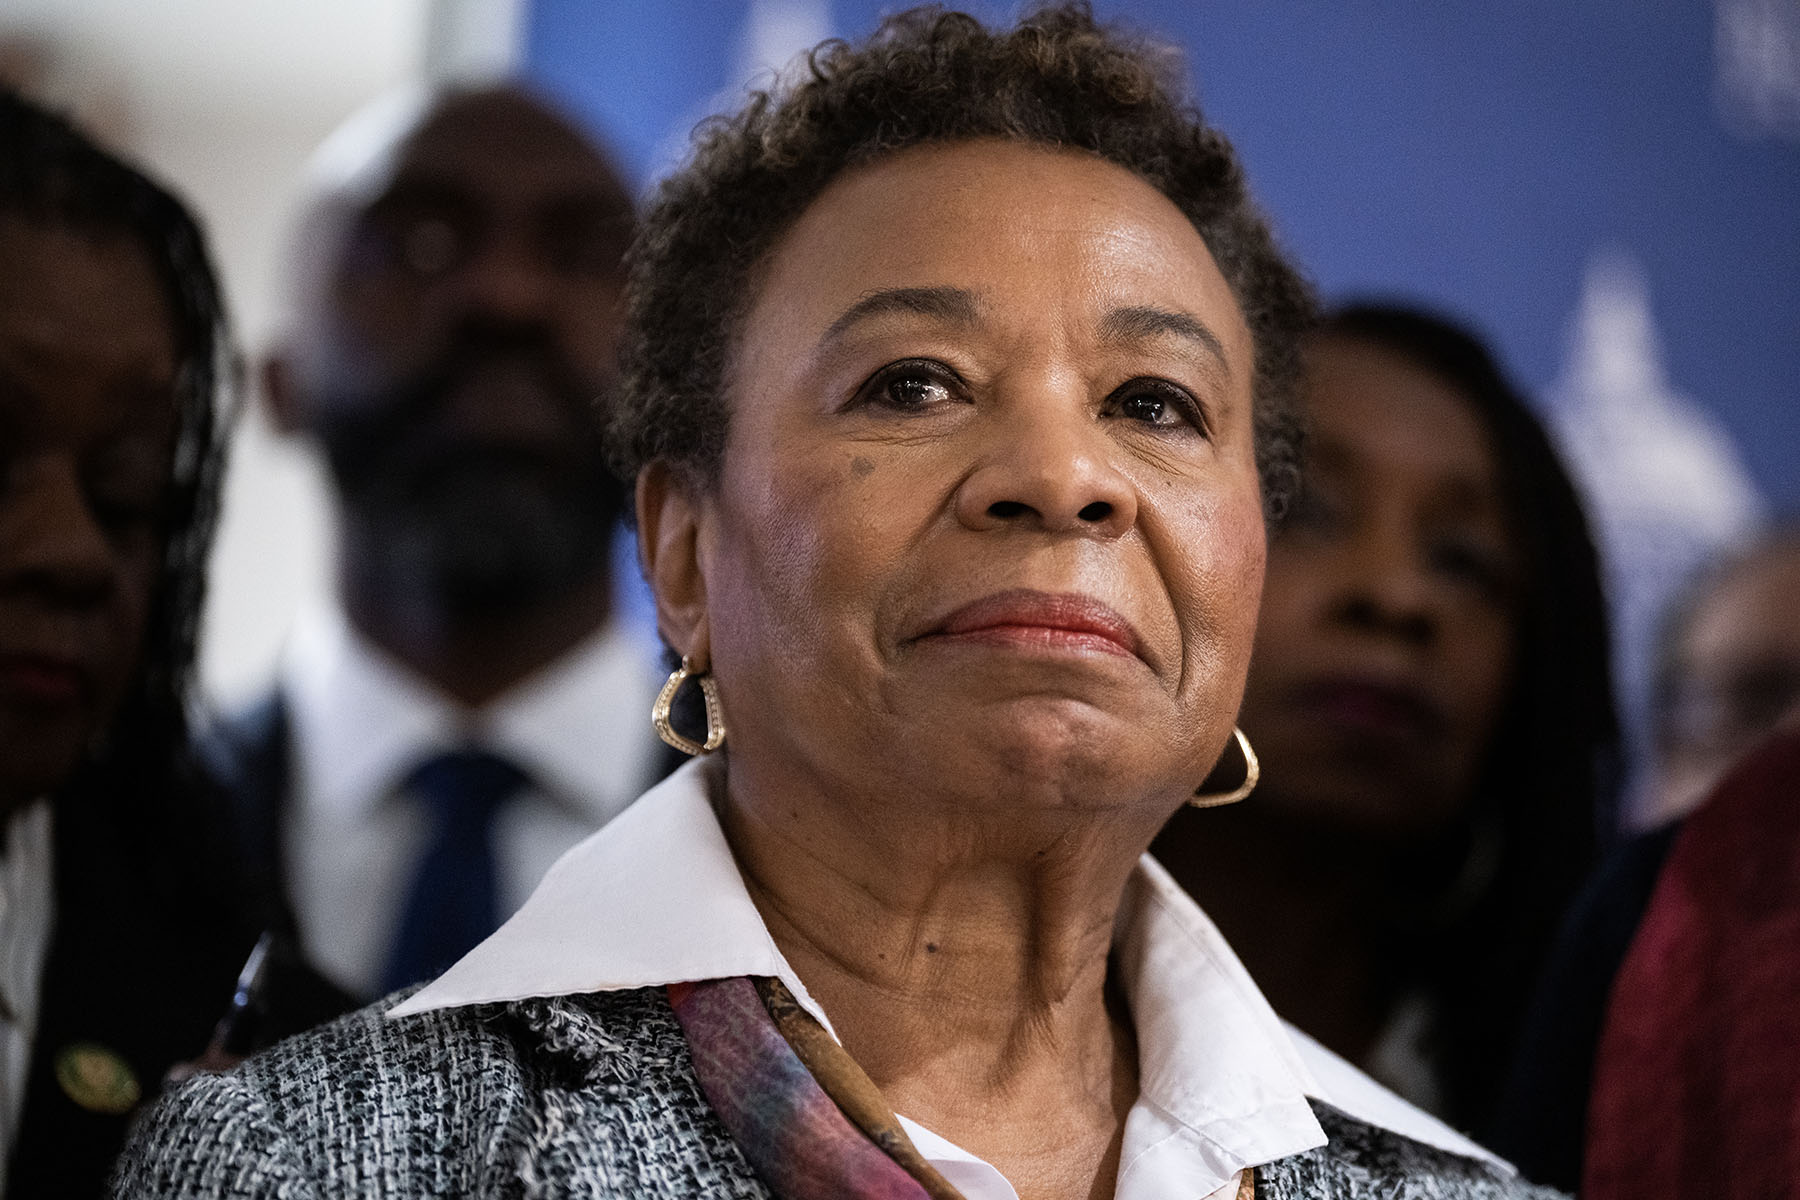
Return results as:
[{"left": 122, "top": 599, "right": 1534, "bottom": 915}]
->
[
  {"left": 529, "top": 0, "right": 1798, "bottom": 823},
  {"left": 524, "top": 0, "right": 1798, "bottom": 507}
]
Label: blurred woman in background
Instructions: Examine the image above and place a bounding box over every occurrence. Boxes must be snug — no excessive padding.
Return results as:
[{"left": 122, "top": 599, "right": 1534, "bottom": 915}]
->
[
  {"left": 0, "top": 90, "right": 253, "bottom": 1195},
  {"left": 1155, "top": 304, "right": 1617, "bottom": 1137}
]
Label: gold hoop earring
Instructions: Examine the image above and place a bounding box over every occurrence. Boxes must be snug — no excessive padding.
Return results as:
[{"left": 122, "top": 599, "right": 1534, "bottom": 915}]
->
[
  {"left": 1189, "top": 727, "right": 1259, "bottom": 808},
  {"left": 651, "top": 655, "right": 726, "bottom": 756}
]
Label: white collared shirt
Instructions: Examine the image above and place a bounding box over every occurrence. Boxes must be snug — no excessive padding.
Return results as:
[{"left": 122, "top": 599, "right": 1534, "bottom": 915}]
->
[
  {"left": 0, "top": 798, "right": 53, "bottom": 1173},
  {"left": 281, "top": 602, "right": 665, "bottom": 998},
  {"left": 394, "top": 757, "right": 1508, "bottom": 1200}
]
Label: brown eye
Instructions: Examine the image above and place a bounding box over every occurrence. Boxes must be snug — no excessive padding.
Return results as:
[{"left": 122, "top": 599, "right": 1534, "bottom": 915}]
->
[
  {"left": 1119, "top": 390, "right": 1168, "bottom": 424},
  {"left": 852, "top": 359, "right": 965, "bottom": 412},
  {"left": 348, "top": 186, "right": 480, "bottom": 281},
  {"left": 887, "top": 374, "right": 946, "bottom": 408},
  {"left": 1105, "top": 378, "right": 1209, "bottom": 436},
  {"left": 87, "top": 449, "right": 167, "bottom": 538},
  {"left": 1426, "top": 534, "right": 1513, "bottom": 604}
]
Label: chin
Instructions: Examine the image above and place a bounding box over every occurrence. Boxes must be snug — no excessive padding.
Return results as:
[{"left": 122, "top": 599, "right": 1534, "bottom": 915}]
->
[
  {"left": 940, "top": 697, "right": 1169, "bottom": 806},
  {"left": 1259, "top": 757, "right": 1464, "bottom": 839}
]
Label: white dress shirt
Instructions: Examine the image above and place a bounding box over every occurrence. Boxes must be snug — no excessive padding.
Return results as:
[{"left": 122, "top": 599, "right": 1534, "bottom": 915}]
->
[
  {"left": 394, "top": 756, "right": 1510, "bottom": 1200},
  {"left": 281, "top": 602, "right": 665, "bottom": 998},
  {"left": 0, "top": 799, "right": 52, "bottom": 1174}
]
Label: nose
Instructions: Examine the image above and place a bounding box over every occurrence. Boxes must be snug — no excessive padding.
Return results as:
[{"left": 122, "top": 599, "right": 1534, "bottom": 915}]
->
[
  {"left": 954, "top": 397, "right": 1138, "bottom": 538},
  {"left": 1328, "top": 518, "right": 1440, "bottom": 646},
  {"left": 0, "top": 457, "right": 115, "bottom": 607},
  {"left": 452, "top": 234, "right": 557, "bottom": 326}
]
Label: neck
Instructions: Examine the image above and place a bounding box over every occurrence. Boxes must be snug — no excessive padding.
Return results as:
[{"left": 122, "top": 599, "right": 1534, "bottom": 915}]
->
[
  {"left": 1153, "top": 799, "right": 1401, "bottom": 1063},
  {"left": 339, "top": 557, "right": 613, "bottom": 710},
  {"left": 719, "top": 751, "right": 1165, "bottom": 1199}
]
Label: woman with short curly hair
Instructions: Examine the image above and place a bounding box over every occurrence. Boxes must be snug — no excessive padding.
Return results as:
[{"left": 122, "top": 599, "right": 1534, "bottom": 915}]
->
[
  {"left": 613, "top": 4, "right": 1309, "bottom": 516},
  {"left": 121, "top": 7, "right": 1558, "bottom": 1197}
]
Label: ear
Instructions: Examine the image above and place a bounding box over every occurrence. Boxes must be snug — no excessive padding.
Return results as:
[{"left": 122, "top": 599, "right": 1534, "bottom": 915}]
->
[
  {"left": 260, "top": 352, "right": 306, "bottom": 437},
  {"left": 635, "top": 460, "right": 712, "bottom": 667}
]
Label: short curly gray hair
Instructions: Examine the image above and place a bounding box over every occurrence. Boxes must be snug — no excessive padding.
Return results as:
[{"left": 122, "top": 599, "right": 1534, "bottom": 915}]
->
[{"left": 611, "top": 1, "right": 1315, "bottom": 519}]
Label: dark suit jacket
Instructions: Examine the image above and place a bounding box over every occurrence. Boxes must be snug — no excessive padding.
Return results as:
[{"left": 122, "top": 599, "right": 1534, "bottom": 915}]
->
[
  {"left": 195, "top": 686, "right": 682, "bottom": 1035},
  {"left": 192, "top": 692, "right": 364, "bottom": 1029},
  {"left": 195, "top": 692, "right": 297, "bottom": 950},
  {"left": 1487, "top": 824, "right": 1678, "bottom": 1190},
  {"left": 7, "top": 779, "right": 258, "bottom": 1199}
]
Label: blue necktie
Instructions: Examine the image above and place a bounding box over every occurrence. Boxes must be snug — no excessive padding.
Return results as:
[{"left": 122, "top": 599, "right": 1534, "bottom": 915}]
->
[{"left": 378, "top": 748, "right": 527, "bottom": 996}]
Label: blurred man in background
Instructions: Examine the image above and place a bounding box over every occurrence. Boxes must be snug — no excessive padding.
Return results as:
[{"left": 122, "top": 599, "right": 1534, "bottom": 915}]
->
[
  {"left": 1646, "top": 524, "right": 1800, "bottom": 825},
  {"left": 205, "top": 83, "right": 666, "bottom": 1010}
]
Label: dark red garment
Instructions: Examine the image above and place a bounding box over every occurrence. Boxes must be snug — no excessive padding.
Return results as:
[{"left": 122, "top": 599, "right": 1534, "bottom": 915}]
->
[{"left": 1585, "top": 726, "right": 1800, "bottom": 1198}]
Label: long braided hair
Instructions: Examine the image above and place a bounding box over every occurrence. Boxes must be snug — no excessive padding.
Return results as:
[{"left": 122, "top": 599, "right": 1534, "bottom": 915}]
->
[{"left": 0, "top": 89, "right": 233, "bottom": 865}]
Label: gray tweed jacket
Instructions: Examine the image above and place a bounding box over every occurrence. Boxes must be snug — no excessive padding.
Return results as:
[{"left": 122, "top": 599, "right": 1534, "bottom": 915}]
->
[{"left": 112, "top": 987, "right": 1564, "bottom": 1199}]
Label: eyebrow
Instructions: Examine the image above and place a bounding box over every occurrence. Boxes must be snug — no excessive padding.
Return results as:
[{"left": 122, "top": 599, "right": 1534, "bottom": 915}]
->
[
  {"left": 1099, "top": 305, "right": 1228, "bottom": 371},
  {"left": 821, "top": 286, "right": 980, "bottom": 345}
]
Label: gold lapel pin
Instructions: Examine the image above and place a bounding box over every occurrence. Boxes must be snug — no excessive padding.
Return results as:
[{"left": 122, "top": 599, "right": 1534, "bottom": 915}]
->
[{"left": 54, "top": 1043, "right": 142, "bottom": 1115}]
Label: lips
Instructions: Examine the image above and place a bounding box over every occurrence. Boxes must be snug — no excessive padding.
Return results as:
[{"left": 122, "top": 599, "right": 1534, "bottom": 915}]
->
[
  {"left": 1291, "top": 675, "right": 1446, "bottom": 744},
  {"left": 0, "top": 653, "right": 92, "bottom": 707},
  {"left": 922, "top": 589, "right": 1145, "bottom": 662}
]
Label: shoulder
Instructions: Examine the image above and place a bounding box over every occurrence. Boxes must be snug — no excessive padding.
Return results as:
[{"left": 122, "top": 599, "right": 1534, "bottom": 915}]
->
[
  {"left": 192, "top": 688, "right": 291, "bottom": 868},
  {"left": 112, "top": 988, "right": 770, "bottom": 1199},
  {"left": 194, "top": 688, "right": 289, "bottom": 801},
  {"left": 1257, "top": 1101, "right": 1567, "bottom": 1200},
  {"left": 114, "top": 991, "right": 511, "bottom": 1197}
]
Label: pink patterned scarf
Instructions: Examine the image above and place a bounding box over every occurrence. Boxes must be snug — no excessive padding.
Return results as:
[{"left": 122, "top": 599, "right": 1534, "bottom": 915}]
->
[{"left": 667, "top": 976, "right": 965, "bottom": 1200}]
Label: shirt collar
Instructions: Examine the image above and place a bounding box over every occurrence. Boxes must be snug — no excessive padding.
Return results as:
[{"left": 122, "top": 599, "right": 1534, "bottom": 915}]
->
[
  {"left": 391, "top": 754, "right": 828, "bottom": 1021},
  {"left": 1111, "top": 856, "right": 1329, "bottom": 1188},
  {"left": 393, "top": 756, "right": 1508, "bottom": 1189},
  {"left": 0, "top": 799, "right": 52, "bottom": 1023},
  {"left": 282, "top": 601, "right": 662, "bottom": 824},
  {"left": 0, "top": 797, "right": 52, "bottom": 1164}
]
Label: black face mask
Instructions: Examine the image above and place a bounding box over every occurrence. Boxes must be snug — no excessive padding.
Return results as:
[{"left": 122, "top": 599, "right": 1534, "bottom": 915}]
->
[{"left": 314, "top": 317, "right": 625, "bottom": 621}]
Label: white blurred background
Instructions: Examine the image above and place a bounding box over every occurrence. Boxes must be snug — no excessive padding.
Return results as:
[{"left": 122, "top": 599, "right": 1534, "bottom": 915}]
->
[{"left": 0, "top": 0, "right": 523, "bottom": 706}]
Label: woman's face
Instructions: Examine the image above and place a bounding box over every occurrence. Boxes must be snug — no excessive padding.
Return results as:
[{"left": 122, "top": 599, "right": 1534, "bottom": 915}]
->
[
  {"left": 1239, "top": 334, "right": 1521, "bottom": 837},
  {"left": 660, "top": 141, "right": 1265, "bottom": 824},
  {"left": 0, "top": 218, "right": 177, "bottom": 809}
]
